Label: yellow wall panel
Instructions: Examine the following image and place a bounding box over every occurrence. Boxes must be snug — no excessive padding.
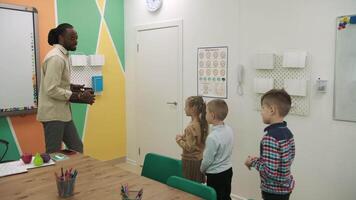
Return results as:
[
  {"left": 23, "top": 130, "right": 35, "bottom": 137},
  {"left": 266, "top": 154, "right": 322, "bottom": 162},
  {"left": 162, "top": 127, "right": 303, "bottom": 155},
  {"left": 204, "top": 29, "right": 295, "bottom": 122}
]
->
[{"left": 84, "top": 22, "right": 126, "bottom": 160}]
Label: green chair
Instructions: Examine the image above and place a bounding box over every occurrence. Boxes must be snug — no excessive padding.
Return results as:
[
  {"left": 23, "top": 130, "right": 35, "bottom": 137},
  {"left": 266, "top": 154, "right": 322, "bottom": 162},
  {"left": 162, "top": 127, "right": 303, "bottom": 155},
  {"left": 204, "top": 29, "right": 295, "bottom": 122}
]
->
[
  {"left": 141, "top": 153, "right": 183, "bottom": 184},
  {"left": 167, "top": 176, "right": 217, "bottom": 200}
]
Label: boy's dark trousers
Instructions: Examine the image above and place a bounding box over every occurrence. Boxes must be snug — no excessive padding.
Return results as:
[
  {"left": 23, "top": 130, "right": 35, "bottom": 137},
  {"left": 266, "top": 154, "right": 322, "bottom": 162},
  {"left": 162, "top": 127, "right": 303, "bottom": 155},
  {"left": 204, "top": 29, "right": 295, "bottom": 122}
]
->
[
  {"left": 206, "top": 168, "right": 233, "bottom": 200},
  {"left": 262, "top": 191, "right": 291, "bottom": 200}
]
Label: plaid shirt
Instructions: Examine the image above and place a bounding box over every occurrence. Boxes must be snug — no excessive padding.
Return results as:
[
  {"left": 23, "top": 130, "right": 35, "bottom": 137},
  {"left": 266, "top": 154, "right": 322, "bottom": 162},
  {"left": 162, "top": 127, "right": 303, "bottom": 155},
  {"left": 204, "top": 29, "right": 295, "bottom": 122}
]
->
[{"left": 251, "top": 121, "right": 295, "bottom": 194}]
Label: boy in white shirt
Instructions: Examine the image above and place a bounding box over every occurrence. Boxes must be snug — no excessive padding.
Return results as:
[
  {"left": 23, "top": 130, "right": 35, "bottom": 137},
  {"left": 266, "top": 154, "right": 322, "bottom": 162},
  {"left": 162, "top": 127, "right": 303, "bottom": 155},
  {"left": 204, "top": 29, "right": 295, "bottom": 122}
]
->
[{"left": 201, "top": 99, "right": 234, "bottom": 200}]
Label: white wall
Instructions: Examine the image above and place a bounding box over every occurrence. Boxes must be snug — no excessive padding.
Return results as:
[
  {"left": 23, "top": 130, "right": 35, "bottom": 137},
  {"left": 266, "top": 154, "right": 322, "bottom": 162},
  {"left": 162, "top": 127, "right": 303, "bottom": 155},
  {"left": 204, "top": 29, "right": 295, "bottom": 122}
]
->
[
  {"left": 124, "top": 0, "right": 184, "bottom": 165},
  {"left": 236, "top": 1, "right": 356, "bottom": 199},
  {"left": 125, "top": 0, "right": 356, "bottom": 199}
]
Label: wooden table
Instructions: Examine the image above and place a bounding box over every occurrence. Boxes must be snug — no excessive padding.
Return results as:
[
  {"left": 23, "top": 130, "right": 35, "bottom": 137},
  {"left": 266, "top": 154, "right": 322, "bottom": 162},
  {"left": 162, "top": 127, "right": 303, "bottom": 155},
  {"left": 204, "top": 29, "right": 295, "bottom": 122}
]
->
[{"left": 0, "top": 155, "right": 201, "bottom": 200}]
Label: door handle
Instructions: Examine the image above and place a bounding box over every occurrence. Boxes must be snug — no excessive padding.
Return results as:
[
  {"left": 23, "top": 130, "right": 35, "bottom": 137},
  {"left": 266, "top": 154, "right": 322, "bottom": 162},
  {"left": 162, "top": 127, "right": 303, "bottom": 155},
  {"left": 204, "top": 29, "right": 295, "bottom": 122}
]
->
[{"left": 166, "top": 101, "right": 177, "bottom": 106}]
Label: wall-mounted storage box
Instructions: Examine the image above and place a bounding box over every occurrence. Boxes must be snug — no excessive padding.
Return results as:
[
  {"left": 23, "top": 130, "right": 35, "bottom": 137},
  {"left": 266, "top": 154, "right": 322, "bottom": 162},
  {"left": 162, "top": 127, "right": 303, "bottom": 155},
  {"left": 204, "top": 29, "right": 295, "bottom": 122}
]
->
[
  {"left": 282, "top": 51, "right": 307, "bottom": 68},
  {"left": 253, "top": 53, "right": 275, "bottom": 69},
  {"left": 70, "top": 55, "right": 88, "bottom": 66},
  {"left": 254, "top": 78, "right": 274, "bottom": 94},
  {"left": 92, "top": 76, "right": 103, "bottom": 93},
  {"left": 88, "top": 55, "right": 105, "bottom": 66},
  {"left": 283, "top": 79, "right": 307, "bottom": 96}
]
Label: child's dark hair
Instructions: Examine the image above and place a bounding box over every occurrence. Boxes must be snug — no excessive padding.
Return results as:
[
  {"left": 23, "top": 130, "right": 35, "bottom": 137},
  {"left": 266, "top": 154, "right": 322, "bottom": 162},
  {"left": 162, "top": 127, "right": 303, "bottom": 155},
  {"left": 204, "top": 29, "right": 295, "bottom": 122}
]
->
[
  {"left": 187, "top": 96, "right": 208, "bottom": 144},
  {"left": 261, "top": 89, "right": 292, "bottom": 117},
  {"left": 207, "top": 99, "right": 228, "bottom": 121},
  {"left": 48, "top": 23, "right": 73, "bottom": 46}
]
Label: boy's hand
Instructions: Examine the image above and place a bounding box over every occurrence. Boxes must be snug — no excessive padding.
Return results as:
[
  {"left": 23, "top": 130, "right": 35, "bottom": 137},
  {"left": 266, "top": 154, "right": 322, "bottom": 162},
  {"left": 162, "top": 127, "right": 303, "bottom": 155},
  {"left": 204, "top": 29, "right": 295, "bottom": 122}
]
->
[{"left": 244, "top": 156, "right": 255, "bottom": 170}]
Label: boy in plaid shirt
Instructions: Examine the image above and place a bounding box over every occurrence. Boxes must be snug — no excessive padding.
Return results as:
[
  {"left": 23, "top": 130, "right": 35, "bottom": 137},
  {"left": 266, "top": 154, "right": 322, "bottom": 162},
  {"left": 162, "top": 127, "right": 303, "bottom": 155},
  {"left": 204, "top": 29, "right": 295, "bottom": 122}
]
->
[{"left": 245, "top": 89, "right": 295, "bottom": 200}]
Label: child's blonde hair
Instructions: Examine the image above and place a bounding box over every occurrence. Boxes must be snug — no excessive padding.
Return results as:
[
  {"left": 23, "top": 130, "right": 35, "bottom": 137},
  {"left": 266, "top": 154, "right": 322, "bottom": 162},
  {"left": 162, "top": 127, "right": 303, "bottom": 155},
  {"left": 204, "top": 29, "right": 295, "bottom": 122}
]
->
[
  {"left": 207, "top": 99, "right": 228, "bottom": 121},
  {"left": 187, "top": 96, "right": 209, "bottom": 144}
]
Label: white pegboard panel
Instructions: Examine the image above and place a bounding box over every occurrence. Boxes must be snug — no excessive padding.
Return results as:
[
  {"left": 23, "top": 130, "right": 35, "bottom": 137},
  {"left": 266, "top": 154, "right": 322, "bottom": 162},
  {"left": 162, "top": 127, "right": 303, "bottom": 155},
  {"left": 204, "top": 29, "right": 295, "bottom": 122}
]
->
[
  {"left": 70, "top": 65, "right": 102, "bottom": 88},
  {"left": 255, "top": 55, "right": 310, "bottom": 116}
]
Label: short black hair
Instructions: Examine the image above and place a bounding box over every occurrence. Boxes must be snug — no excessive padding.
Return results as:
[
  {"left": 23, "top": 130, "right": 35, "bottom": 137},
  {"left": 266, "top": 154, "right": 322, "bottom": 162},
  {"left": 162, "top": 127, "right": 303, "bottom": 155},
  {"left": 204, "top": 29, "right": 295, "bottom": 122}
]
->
[
  {"left": 261, "top": 89, "right": 292, "bottom": 117},
  {"left": 47, "top": 23, "right": 73, "bottom": 46}
]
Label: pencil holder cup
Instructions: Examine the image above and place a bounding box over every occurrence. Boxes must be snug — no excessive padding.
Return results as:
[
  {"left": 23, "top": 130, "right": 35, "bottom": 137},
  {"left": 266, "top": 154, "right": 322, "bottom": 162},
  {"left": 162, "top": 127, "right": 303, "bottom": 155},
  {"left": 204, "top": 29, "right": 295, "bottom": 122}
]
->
[
  {"left": 56, "top": 177, "right": 76, "bottom": 198},
  {"left": 121, "top": 190, "right": 143, "bottom": 200},
  {"left": 121, "top": 191, "right": 142, "bottom": 200}
]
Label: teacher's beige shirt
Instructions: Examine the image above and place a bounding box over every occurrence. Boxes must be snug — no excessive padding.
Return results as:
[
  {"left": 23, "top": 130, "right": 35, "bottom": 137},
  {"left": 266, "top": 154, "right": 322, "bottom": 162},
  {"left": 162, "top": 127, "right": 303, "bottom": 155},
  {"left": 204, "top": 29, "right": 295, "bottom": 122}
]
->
[{"left": 37, "top": 44, "right": 72, "bottom": 122}]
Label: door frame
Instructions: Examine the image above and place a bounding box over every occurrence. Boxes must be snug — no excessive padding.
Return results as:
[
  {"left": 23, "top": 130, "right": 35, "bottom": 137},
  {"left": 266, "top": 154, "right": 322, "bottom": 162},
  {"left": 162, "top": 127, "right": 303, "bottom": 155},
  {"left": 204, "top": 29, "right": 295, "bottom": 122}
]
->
[{"left": 135, "top": 19, "right": 183, "bottom": 164}]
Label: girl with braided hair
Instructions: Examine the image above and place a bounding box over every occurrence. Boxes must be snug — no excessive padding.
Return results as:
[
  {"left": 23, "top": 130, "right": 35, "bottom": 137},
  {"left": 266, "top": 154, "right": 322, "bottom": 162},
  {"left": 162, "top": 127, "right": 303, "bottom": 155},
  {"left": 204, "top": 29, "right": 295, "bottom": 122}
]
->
[{"left": 176, "top": 96, "right": 208, "bottom": 183}]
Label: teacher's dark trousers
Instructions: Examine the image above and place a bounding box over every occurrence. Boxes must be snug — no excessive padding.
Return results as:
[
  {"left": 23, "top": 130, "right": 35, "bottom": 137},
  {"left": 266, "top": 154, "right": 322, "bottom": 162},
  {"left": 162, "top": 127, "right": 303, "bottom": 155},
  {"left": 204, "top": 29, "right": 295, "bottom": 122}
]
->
[{"left": 42, "top": 120, "right": 83, "bottom": 153}]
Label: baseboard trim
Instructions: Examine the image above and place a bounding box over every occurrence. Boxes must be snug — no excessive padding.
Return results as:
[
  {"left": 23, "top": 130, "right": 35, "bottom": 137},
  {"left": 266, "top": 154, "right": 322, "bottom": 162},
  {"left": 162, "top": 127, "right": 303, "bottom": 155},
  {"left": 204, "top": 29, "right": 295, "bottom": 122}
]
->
[
  {"left": 104, "top": 156, "right": 126, "bottom": 166},
  {"left": 126, "top": 158, "right": 138, "bottom": 166},
  {"left": 231, "top": 193, "right": 248, "bottom": 200}
]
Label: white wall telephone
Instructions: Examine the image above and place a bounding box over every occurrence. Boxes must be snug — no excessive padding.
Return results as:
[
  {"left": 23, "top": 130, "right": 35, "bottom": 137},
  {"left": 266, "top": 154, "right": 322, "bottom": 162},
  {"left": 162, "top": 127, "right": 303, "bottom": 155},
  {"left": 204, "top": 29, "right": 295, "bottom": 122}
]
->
[{"left": 237, "top": 64, "right": 244, "bottom": 95}]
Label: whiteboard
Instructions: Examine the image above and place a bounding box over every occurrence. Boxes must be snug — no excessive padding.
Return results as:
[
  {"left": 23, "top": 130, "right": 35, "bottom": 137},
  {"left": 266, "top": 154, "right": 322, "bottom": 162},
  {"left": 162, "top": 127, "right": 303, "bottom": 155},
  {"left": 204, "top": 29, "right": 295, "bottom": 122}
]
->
[
  {"left": 0, "top": 4, "right": 40, "bottom": 117},
  {"left": 334, "top": 15, "right": 356, "bottom": 122}
]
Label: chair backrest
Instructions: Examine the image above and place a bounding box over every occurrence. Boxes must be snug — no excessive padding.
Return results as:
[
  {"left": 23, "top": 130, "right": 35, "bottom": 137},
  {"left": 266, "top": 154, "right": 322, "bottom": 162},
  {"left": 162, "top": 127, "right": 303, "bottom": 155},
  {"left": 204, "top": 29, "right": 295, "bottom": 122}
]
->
[
  {"left": 141, "top": 153, "right": 183, "bottom": 184},
  {"left": 167, "top": 176, "right": 217, "bottom": 200}
]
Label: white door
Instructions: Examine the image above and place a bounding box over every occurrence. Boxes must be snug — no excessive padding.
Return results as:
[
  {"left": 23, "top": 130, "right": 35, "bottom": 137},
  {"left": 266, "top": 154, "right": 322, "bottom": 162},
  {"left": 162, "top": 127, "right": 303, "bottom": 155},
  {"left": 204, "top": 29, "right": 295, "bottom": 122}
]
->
[{"left": 136, "top": 21, "right": 183, "bottom": 165}]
